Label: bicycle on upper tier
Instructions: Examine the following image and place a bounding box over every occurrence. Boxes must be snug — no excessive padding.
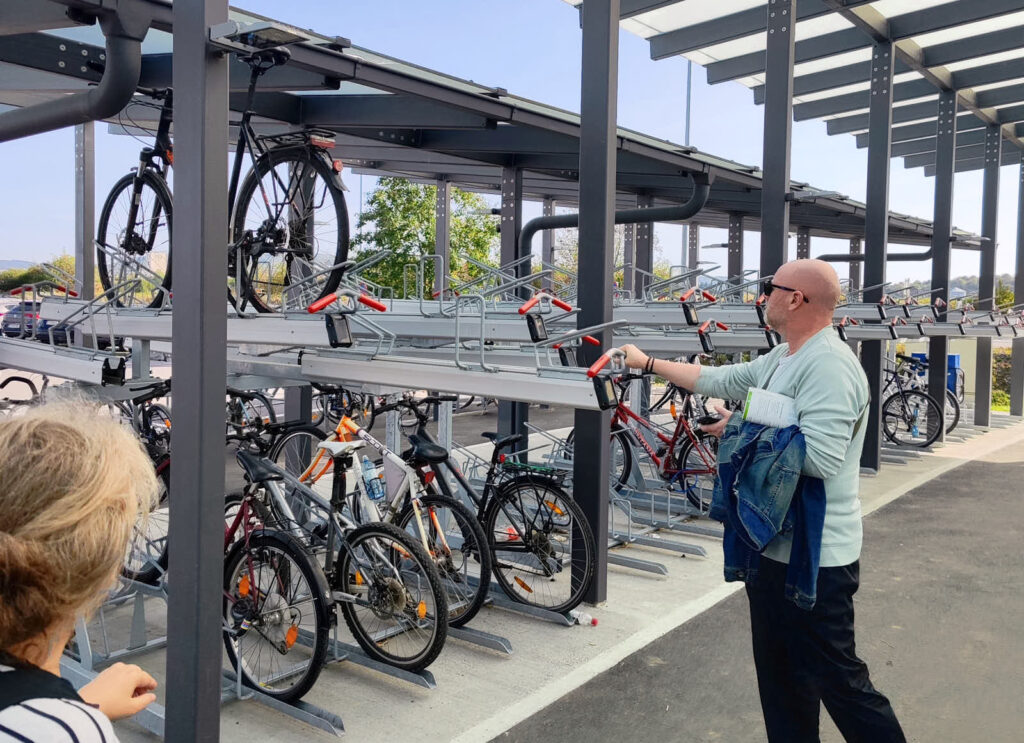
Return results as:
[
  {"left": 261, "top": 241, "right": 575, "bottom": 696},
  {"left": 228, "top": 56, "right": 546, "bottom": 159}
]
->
[{"left": 97, "top": 46, "right": 350, "bottom": 312}]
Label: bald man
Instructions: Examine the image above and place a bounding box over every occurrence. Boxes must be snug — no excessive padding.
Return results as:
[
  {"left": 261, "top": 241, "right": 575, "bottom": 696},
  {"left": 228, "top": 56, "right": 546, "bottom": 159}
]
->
[{"left": 621, "top": 259, "right": 905, "bottom": 742}]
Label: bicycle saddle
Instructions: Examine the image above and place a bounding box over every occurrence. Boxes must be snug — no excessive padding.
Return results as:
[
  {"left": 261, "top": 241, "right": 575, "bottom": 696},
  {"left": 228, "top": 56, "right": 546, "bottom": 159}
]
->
[
  {"left": 235, "top": 449, "right": 283, "bottom": 482},
  {"left": 481, "top": 431, "right": 524, "bottom": 451},
  {"left": 407, "top": 435, "right": 449, "bottom": 464}
]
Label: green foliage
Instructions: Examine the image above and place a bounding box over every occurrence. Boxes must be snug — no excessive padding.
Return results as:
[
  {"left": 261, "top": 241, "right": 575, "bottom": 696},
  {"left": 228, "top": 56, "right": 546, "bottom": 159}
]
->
[
  {"left": 992, "top": 388, "right": 1010, "bottom": 410},
  {"left": 992, "top": 349, "right": 1012, "bottom": 395},
  {"left": 0, "top": 266, "right": 51, "bottom": 292},
  {"left": 350, "top": 178, "right": 498, "bottom": 295},
  {"left": 995, "top": 279, "right": 1014, "bottom": 309}
]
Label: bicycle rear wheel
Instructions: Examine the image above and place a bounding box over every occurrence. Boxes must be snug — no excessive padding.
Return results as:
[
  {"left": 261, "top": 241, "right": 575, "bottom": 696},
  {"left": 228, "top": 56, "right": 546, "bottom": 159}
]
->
[
  {"left": 122, "top": 456, "right": 170, "bottom": 584},
  {"left": 484, "top": 476, "right": 595, "bottom": 614},
  {"left": 97, "top": 170, "right": 173, "bottom": 308},
  {"left": 337, "top": 522, "right": 448, "bottom": 672},
  {"left": 564, "top": 426, "right": 633, "bottom": 489},
  {"left": 881, "top": 390, "right": 942, "bottom": 447},
  {"left": 673, "top": 437, "right": 718, "bottom": 512},
  {"left": 944, "top": 388, "right": 960, "bottom": 435},
  {"left": 223, "top": 530, "right": 330, "bottom": 702},
  {"left": 231, "top": 146, "right": 349, "bottom": 313}
]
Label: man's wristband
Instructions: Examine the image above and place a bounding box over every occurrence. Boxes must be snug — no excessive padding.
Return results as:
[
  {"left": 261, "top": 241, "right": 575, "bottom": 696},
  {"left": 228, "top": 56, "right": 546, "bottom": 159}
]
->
[{"left": 646, "top": 356, "right": 656, "bottom": 375}]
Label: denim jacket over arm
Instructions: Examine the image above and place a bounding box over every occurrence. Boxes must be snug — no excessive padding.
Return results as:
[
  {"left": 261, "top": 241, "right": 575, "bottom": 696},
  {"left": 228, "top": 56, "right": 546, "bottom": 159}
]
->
[{"left": 710, "top": 416, "right": 827, "bottom": 609}]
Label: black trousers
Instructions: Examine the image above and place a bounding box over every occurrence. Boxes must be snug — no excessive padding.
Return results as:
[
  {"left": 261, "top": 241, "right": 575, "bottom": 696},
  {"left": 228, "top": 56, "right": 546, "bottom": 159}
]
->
[{"left": 745, "top": 557, "right": 906, "bottom": 743}]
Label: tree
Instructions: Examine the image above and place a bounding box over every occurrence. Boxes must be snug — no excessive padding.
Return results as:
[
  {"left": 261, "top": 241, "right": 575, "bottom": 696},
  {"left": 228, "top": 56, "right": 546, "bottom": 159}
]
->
[
  {"left": 995, "top": 279, "right": 1014, "bottom": 309},
  {"left": 350, "top": 177, "right": 498, "bottom": 295}
]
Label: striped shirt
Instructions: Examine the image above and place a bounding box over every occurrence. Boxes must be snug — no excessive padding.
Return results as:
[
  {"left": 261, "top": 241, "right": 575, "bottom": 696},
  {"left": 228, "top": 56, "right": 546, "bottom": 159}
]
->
[{"left": 0, "top": 663, "right": 116, "bottom": 743}]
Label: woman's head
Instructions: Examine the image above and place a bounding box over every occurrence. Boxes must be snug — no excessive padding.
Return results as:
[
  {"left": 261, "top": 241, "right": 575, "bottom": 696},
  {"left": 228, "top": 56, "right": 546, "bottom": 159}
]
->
[{"left": 0, "top": 404, "right": 159, "bottom": 653}]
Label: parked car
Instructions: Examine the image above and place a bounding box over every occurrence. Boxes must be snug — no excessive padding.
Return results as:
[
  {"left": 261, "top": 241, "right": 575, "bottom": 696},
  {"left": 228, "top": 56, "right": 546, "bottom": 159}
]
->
[{"left": 1, "top": 301, "right": 69, "bottom": 345}]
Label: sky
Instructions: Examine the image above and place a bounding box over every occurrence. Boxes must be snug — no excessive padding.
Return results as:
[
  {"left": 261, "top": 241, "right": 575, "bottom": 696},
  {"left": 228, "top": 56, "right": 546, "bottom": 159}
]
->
[{"left": 0, "top": 0, "right": 1020, "bottom": 284}]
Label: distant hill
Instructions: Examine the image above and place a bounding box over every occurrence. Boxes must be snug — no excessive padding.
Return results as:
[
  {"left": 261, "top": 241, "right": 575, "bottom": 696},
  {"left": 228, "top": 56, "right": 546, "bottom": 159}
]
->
[{"left": 0, "top": 260, "right": 32, "bottom": 271}]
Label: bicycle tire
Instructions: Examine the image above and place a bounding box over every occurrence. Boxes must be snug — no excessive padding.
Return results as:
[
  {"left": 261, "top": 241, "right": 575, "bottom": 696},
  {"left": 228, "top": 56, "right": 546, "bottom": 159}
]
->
[
  {"left": 484, "top": 475, "right": 595, "bottom": 614},
  {"left": 122, "top": 456, "right": 170, "bottom": 584},
  {"left": 223, "top": 529, "right": 330, "bottom": 702},
  {"left": 397, "top": 492, "right": 492, "bottom": 628},
  {"left": 231, "top": 146, "right": 349, "bottom": 313},
  {"left": 881, "top": 390, "right": 942, "bottom": 447},
  {"left": 97, "top": 170, "right": 173, "bottom": 308},
  {"left": 268, "top": 424, "right": 328, "bottom": 479},
  {"left": 944, "top": 388, "right": 960, "bottom": 435},
  {"left": 337, "top": 522, "right": 448, "bottom": 672},
  {"left": 565, "top": 426, "right": 633, "bottom": 489},
  {"left": 673, "top": 438, "right": 718, "bottom": 512}
]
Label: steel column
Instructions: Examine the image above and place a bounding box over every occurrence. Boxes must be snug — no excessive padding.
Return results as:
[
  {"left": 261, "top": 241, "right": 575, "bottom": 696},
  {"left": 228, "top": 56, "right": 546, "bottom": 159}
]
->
[
  {"left": 498, "top": 166, "right": 527, "bottom": 445},
  {"left": 622, "top": 223, "right": 635, "bottom": 293},
  {"left": 687, "top": 222, "right": 699, "bottom": 274},
  {"left": 975, "top": 125, "right": 1002, "bottom": 426},
  {"left": 849, "top": 237, "right": 862, "bottom": 291},
  {"left": 166, "top": 0, "right": 228, "bottom": 741},
  {"left": 928, "top": 90, "right": 958, "bottom": 445},
  {"left": 434, "top": 178, "right": 451, "bottom": 296},
  {"left": 634, "top": 194, "right": 653, "bottom": 294},
  {"left": 74, "top": 122, "right": 95, "bottom": 300},
  {"left": 795, "top": 226, "right": 810, "bottom": 260},
  {"left": 1012, "top": 156, "right": 1024, "bottom": 416},
  {"left": 575, "top": 0, "right": 619, "bottom": 604},
  {"left": 728, "top": 213, "right": 744, "bottom": 285},
  {"left": 860, "top": 40, "right": 895, "bottom": 472},
  {"left": 759, "top": 0, "right": 797, "bottom": 277},
  {"left": 542, "top": 197, "right": 555, "bottom": 291}
]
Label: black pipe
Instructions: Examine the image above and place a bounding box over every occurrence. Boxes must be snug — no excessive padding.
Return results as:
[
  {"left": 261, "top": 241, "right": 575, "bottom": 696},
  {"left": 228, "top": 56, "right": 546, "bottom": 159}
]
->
[
  {"left": 517, "top": 173, "right": 713, "bottom": 256},
  {"left": 0, "top": 18, "right": 145, "bottom": 142}
]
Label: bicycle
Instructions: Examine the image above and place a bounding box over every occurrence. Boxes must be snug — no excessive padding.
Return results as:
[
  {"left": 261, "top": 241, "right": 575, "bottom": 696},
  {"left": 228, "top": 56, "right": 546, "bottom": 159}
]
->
[
  {"left": 381, "top": 394, "right": 596, "bottom": 614},
  {"left": 272, "top": 407, "right": 491, "bottom": 628},
  {"left": 225, "top": 440, "right": 448, "bottom": 679},
  {"left": 97, "top": 46, "right": 350, "bottom": 311},
  {"left": 310, "top": 381, "right": 375, "bottom": 429},
  {"left": 890, "top": 354, "right": 960, "bottom": 435},
  {"left": 879, "top": 357, "right": 944, "bottom": 447}
]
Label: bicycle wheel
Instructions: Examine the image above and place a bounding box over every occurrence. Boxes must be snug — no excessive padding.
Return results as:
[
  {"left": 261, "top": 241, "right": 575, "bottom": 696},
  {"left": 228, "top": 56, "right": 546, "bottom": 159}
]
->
[
  {"left": 484, "top": 476, "right": 595, "bottom": 614},
  {"left": 97, "top": 170, "right": 173, "bottom": 308},
  {"left": 231, "top": 146, "right": 349, "bottom": 313},
  {"left": 269, "top": 425, "right": 329, "bottom": 495},
  {"left": 336, "top": 522, "right": 448, "bottom": 672},
  {"left": 122, "top": 456, "right": 170, "bottom": 584},
  {"left": 955, "top": 368, "right": 966, "bottom": 404},
  {"left": 944, "top": 388, "right": 961, "bottom": 434},
  {"left": 672, "top": 438, "right": 718, "bottom": 512},
  {"left": 344, "top": 391, "right": 376, "bottom": 430},
  {"left": 881, "top": 390, "right": 942, "bottom": 447},
  {"left": 397, "top": 492, "right": 492, "bottom": 628},
  {"left": 223, "top": 530, "right": 330, "bottom": 702},
  {"left": 564, "top": 427, "right": 633, "bottom": 489}
]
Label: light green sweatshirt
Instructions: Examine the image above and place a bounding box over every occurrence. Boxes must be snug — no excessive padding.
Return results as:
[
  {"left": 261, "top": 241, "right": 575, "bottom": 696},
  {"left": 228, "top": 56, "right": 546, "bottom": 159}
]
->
[{"left": 694, "top": 326, "right": 869, "bottom": 567}]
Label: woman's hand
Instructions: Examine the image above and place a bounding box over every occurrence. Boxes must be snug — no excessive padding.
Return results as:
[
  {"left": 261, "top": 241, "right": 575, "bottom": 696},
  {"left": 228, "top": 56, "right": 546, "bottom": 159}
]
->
[
  {"left": 618, "top": 344, "right": 648, "bottom": 370},
  {"left": 699, "top": 404, "right": 733, "bottom": 438},
  {"left": 79, "top": 662, "right": 158, "bottom": 720}
]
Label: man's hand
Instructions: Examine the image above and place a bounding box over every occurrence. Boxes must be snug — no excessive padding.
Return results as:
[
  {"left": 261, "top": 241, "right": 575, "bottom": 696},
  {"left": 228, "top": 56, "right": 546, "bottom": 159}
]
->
[
  {"left": 618, "top": 343, "right": 648, "bottom": 370},
  {"left": 79, "top": 662, "right": 158, "bottom": 720},
  {"left": 699, "top": 404, "right": 733, "bottom": 438}
]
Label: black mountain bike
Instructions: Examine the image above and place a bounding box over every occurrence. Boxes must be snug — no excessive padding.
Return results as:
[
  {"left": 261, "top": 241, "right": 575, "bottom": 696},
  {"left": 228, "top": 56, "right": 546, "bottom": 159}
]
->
[{"left": 97, "top": 47, "right": 350, "bottom": 312}]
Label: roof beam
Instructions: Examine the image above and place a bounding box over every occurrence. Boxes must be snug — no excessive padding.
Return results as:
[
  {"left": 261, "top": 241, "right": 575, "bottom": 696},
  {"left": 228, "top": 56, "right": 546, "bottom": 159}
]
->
[
  {"left": 923, "top": 149, "right": 1022, "bottom": 176},
  {"left": 704, "top": 0, "right": 1024, "bottom": 84},
  {"left": 855, "top": 113, "right": 988, "bottom": 146},
  {"left": 888, "top": 123, "right": 1024, "bottom": 157},
  {"left": 904, "top": 144, "right": 987, "bottom": 169},
  {"left": 649, "top": 0, "right": 873, "bottom": 60},
  {"left": 301, "top": 94, "right": 494, "bottom": 130},
  {"left": 619, "top": 0, "right": 680, "bottom": 20}
]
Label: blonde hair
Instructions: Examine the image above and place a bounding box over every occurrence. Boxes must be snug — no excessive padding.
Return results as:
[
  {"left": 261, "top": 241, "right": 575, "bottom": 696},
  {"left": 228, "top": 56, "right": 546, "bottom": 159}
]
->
[{"left": 0, "top": 403, "right": 159, "bottom": 651}]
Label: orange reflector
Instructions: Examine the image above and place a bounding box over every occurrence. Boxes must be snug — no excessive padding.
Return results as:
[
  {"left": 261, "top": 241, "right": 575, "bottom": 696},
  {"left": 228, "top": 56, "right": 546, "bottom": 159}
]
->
[
  {"left": 670, "top": 401, "right": 677, "bottom": 419},
  {"left": 354, "top": 571, "right": 364, "bottom": 586},
  {"left": 514, "top": 576, "right": 533, "bottom": 593},
  {"left": 417, "top": 601, "right": 427, "bottom": 620},
  {"left": 545, "top": 501, "right": 565, "bottom": 516},
  {"left": 505, "top": 526, "right": 520, "bottom": 541},
  {"left": 285, "top": 625, "right": 298, "bottom": 649},
  {"left": 423, "top": 471, "right": 435, "bottom": 485},
  {"left": 238, "top": 575, "right": 250, "bottom": 597}
]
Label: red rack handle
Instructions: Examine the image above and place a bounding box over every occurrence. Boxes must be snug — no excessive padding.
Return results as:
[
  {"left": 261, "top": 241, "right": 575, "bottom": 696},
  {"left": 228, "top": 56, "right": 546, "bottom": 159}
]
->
[
  {"left": 715, "top": 321, "right": 729, "bottom": 331},
  {"left": 9, "top": 287, "right": 24, "bottom": 296},
  {"left": 551, "top": 297, "right": 573, "bottom": 311},
  {"left": 586, "top": 352, "right": 612, "bottom": 378},
  {"left": 307, "top": 293, "right": 338, "bottom": 314},
  {"left": 699, "top": 320, "right": 712, "bottom": 333},
  {"left": 59, "top": 286, "right": 79, "bottom": 297},
  {"left": 680, "top": 288, "right": 696, "bottom": 302},
  {"left": 518, "top": 294, "right": 542, "bottom": 315},
  {"left": 358, "top": 294, "right": 387, "bottom": 312},
  {"left": 756, "top": 293, "right": 767, "bottom": 306},
  {"left": 582, "top": 335, "right": 600, "bottom": 346},
  {"left": 701, "top": 290, "right": 717, "bottom": 302}
]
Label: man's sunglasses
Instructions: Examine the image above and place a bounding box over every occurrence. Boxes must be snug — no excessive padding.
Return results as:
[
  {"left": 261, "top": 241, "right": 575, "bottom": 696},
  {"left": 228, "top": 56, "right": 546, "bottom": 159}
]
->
[{"left": 763, "top": 278, "right": 810, "bottom": 303}]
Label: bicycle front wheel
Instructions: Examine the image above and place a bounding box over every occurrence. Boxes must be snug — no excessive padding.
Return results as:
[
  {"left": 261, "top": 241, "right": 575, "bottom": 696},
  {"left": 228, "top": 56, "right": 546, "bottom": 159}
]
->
[
  {"left": 882, "top": 390, "right": 942, "bottom": 447},
  {"left": 337, "top": 522, "right": 448, "bottom": 672},
  {"left": 484, "top": 476, "right": 595, "bottom": 614},
  {"left": 97, "top": 170, "right": 173, "bottom": 308},
  {"left": 223, "top": 530, "right": 330, "bottom": 702},
  {"left": 122, "top": 456, "right": 169, "bottom": 584},
  {"left": 944, "top": 388, "right": 960, "bottom": 434},
  {"left": 231, "top": 146, "right": 349, "bottom": 313}
]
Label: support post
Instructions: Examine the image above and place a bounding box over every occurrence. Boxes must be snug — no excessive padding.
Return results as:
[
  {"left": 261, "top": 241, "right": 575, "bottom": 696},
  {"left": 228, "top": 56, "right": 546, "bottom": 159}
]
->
[
  {"left": 1012, "top": 155, "right": 1024, "bottom": 416},
  {"left": 622, "top": 223, "right": 635, "bottom": 293},
  {"left": 498, "top": 167, "right": 527, "bottom": 445},
  {"left": 759, "top": 0, "right": 797, "bottom": 277},
  {"left": 975, "top": 125, "right": 1001, "bottom": 427},
  {"left": 849, "top": 237, "right": 862, "bottom": 292},
  {"left": 634, "top": 194, "right": 653, "bottom": 294},
  {"left": 687, "top": 222, "right": 699, "bottom": 275},
  {"left": 541, "top": 197, "right": 555, "bottom": 291},
  {"left": 928, "top": 90, "right": 958, "bottom": 443},
  {"left": 574, "top": 0, "right": 619, "bottom": 604},
  {"left": 434, "top": 178, "right": 451, "bottom": 296},
  {"left": 728, "top": 213, "right": 744, "bottom": 285},
  {"left": 860, "top": 40, "right": 895, "bottom": 472},
  {"left": 166, "top": 1, "right": 228, "bottom": 741},
  {"left": 795, "top": 226, "right": 810, "bottom": 260},
  {"left": 74, "top": 122, "right": 95, "bottom": 300}
]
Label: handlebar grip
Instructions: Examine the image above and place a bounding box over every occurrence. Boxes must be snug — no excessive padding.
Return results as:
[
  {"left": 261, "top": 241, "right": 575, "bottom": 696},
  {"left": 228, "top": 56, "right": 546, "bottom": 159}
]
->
[
  {"left": 358, "top": 294, "right": 387, "bottom": 312},
  {"left": 307, "top": 293, "right": 338, "bottom": 313},
  {"left": 680, "top": 288, "right": 696, "bottom": 302},
  {"left": 582, "top": 335, "right": 600, "bottom": 346},
  {"left": 586, "top": 353, "right": 612, "bottom": 378},
  {"left": 551, "top": 297, "right": 573, "bottom": 311},
  {"left": 715, "top": 321, "right": 729, "bottom": 331},
  {"left": 701, "top": 290, "right": 717, "bottom": 302},
  {"left": 699, "top": 320, "right": 712, "bottom": 333},
  {"left": 518, "top": 294, "right": 542, "bottom": 315}
]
